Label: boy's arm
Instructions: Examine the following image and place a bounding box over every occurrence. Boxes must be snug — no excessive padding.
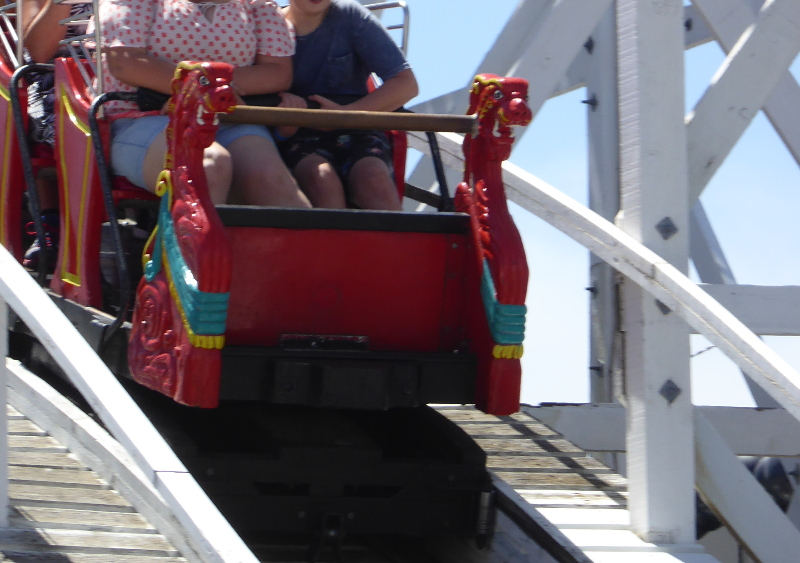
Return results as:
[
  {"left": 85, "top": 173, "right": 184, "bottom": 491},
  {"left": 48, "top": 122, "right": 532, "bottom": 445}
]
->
[{"left": 310, "top": 68, "right": 418, "bottom": 113}]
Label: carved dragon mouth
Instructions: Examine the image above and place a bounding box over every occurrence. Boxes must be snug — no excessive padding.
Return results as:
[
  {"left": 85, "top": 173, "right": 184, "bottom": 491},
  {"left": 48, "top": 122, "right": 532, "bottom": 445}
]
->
[{"left": 196, "top": 104, "right": 220, "bottom": 127}]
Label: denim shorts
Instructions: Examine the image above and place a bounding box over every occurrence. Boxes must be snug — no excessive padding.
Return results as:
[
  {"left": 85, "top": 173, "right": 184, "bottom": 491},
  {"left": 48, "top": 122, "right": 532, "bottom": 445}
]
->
[{"left": 110, "top": 115, "right": 275, "bottom": 189}]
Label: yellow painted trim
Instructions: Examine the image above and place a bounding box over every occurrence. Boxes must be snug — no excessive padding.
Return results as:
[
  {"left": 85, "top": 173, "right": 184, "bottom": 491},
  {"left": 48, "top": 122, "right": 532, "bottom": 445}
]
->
[
  {"left": 61, "top": 88, "right": 91, "bottom": 135},
  {"left": 0, "top": 101, "right": 13, "bottom": 247},
  {"left": 0, "top": 80, "right": 14, "bottom": 246},
  {"left": 492, "top": 344, "right": 524, "bottom": 360},
  {"left": 57, "top": 86, "right": 92, "bottom": 287}
]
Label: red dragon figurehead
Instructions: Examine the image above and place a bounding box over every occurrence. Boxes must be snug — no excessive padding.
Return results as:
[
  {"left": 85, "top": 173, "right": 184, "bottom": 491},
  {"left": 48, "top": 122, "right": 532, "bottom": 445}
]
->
[
  {"left": 165, "top": 61, "right": 237, "bottom": 156},
  {"left": 466, "top": 74, "right": 532, "bottom": 160}
]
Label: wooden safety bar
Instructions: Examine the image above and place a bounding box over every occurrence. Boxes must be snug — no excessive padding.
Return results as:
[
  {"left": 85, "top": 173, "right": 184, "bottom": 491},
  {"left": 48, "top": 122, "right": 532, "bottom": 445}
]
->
[{"left": 220, "top": 106, "right": 477, "bottom": 134}]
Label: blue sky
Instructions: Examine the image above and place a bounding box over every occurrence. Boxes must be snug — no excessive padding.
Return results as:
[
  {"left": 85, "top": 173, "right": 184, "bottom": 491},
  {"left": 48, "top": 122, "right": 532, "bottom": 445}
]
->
[{"left": 382, "top": 1, "right": 800, "bottom": 407}]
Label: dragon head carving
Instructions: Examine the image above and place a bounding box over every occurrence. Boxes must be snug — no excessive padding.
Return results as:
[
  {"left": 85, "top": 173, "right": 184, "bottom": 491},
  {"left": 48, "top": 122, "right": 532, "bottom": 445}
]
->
[
  {"left": 467, "top": 74, "right": 532, "bottom": 157},
  {"left": 167, "top": 61, "right": 236, "bottom": 150}
]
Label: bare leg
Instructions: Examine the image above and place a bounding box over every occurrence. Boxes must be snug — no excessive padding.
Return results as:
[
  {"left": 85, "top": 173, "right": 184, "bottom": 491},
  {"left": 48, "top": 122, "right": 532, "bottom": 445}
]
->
[
  {"left": 348, "top": 157, "right": 402, "bottom": 211},
  {"left": 142, "top": 131, "right": 233, "bottom": 205},
  {"left": 292, "top": 154, "right": 347, "bottom": 209},
  {"left": 35, "top": 173, "right": 59, "bottom": 211},
  {"left": 227, "top": 136, "right": 311, "bottom": 208}
]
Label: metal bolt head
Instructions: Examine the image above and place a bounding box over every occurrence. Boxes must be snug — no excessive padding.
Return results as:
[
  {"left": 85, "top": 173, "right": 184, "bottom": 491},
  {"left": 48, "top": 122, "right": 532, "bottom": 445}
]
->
[
  {"left": 659, "top": 379, "right": 682, "bottom": 404},
  {"left": 656, "top": 217, "right": 678, "bottom": 240}
]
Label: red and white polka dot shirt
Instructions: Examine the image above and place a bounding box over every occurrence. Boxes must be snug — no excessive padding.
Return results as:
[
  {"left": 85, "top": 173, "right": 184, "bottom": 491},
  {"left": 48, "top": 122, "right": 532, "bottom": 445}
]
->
[{"left": 97, "top": 0, "right": 294, "bottom": 116}]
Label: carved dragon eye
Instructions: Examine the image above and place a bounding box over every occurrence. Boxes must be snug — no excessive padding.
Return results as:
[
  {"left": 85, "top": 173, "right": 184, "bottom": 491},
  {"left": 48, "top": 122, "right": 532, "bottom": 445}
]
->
[
  {"left": 493, "top": 90, "right": 504, "bottom": 100},
  {"left": 198, "top": 76, "right": 210, "bottom": 86}
]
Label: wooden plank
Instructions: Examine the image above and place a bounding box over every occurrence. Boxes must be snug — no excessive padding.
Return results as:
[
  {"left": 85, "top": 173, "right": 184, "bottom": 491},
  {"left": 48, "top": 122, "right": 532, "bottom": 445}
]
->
[
  {"left": 0, "top": 528, "right": 179, "bottom": 555},
  {"left": 9, "top": 484, "right": 133, "bottom": 510},
  {"left": 8, "top": 419, "right": 48, "bottom": 436},
  {"left": 8, "top": 435, "right": 68, "bottom": 453},
  {"left": 487, "top": 455, "right": 613, "bottom": 472},
  {"left": 518, "top": 489, "right": 628, "bottom": 508},
  {"left": 476, "top": 438, "right": 583, "bottom": 455},
  {"left": 11, "top": 507, "right": 155, "bottom": 534},
  {"left": 493, "top": 471, "right": 627, "bottom": 490},
  {"left": 9, "top": 466, "right": 109, "bottom": 488},
  {"left": 8, "top": 451, "right": 88, "bottom": 470}
]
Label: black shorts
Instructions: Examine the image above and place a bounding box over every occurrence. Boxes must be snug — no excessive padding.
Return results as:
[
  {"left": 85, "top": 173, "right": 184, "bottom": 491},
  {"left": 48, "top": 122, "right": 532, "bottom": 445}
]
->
[{"left": 280, "top": 129, "right": 394, "bottom": 183}]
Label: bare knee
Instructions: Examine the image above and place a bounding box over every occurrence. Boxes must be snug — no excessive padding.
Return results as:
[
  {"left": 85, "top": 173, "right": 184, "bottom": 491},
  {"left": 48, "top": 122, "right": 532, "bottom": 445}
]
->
[
  {"left": 203, "top": 144, "right": 233, "bottom": 205},
  {"left": 348, "top": 158, "right": 401, "bottom": 211},
  {"left": 227, "top": 137, "right": 310, "bottom": 208},
  {"left": 294, "top": 155, "right": 346, "bottom": 209}
]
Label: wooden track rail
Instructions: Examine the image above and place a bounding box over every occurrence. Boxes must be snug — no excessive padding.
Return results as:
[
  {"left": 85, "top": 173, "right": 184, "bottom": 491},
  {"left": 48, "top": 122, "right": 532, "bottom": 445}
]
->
[{"left": 0, "top": 245, "right": 259, "bottom": 563}]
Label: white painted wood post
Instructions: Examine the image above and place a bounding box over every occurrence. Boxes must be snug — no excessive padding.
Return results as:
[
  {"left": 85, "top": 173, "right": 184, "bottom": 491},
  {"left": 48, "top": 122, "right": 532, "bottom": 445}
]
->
[
  {"left": 616, "top": 0, "right": 694, "bottom": 544},
  {"left": 0, "top": 296, "right": 8, "bottom": 527},
  {"left": 586, "top": 5, "right": 620, "bottom": 408}
]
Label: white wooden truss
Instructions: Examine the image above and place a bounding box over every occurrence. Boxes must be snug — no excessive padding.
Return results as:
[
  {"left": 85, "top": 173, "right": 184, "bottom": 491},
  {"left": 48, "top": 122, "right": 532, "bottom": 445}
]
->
[{"left": 406, "top": 0, "right": 800, "bottom": 561}]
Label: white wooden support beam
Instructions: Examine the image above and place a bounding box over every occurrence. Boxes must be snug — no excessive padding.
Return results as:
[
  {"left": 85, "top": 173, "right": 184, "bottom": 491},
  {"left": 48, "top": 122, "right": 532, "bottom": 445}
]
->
[
  {"left": 527, "top": 403, "right": 800, "bottom": 457},
  {"left": 687, "top": 0, "right": 800, "bottom": 203},
  {"left": 585, "top": 7, "right": 620, "bottom": 407},
  {"left": 698, "top": 284, "right": 800, "bottom": 336},
  {"left": 689, "top": 203, "right": 736, "bottom": 286},
  {"left": 0, "top": 296, "right": 7, "bottom": 528},
  {"left": 695, "top": 411, "right": 800, "bottom": 563},
  {"left": 616, "top": 0, "right": 694, "bottom": 544}
]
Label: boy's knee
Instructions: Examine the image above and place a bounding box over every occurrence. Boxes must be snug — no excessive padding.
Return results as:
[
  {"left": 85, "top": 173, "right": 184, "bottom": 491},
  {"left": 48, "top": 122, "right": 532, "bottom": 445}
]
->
[
  {"left": 350, "top": 157, "right": 393, "bottom": 190},
  {"left": 349, "top": 158, "right": 400, "bottom": 210}
]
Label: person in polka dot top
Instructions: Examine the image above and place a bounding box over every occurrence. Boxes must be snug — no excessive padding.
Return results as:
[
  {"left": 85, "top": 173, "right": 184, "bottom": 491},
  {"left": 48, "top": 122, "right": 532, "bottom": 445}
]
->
[{"left": 97, "top": 0, "right": 311, "bottom": 207}]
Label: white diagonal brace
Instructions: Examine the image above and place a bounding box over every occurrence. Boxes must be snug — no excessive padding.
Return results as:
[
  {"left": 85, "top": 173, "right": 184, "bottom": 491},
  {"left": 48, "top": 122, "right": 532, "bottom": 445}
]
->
[
  {"left": 409, "top": 0, "right": 556, "bottom": 115},
  {"left": 693, "top": 0, "right": 800, "bottom": 168},
  {"left": 696, "top": 411, "right": 800, "bottom": 563},
  {"left": 687, "top": 0, "right": 800, "bottom": 203}
]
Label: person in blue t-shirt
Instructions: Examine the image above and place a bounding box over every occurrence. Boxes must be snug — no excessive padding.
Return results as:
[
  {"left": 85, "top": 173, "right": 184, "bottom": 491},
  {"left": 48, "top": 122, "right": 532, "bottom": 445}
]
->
[{"left": 278, "top": 0, "right": 418, "bottom": 210}]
